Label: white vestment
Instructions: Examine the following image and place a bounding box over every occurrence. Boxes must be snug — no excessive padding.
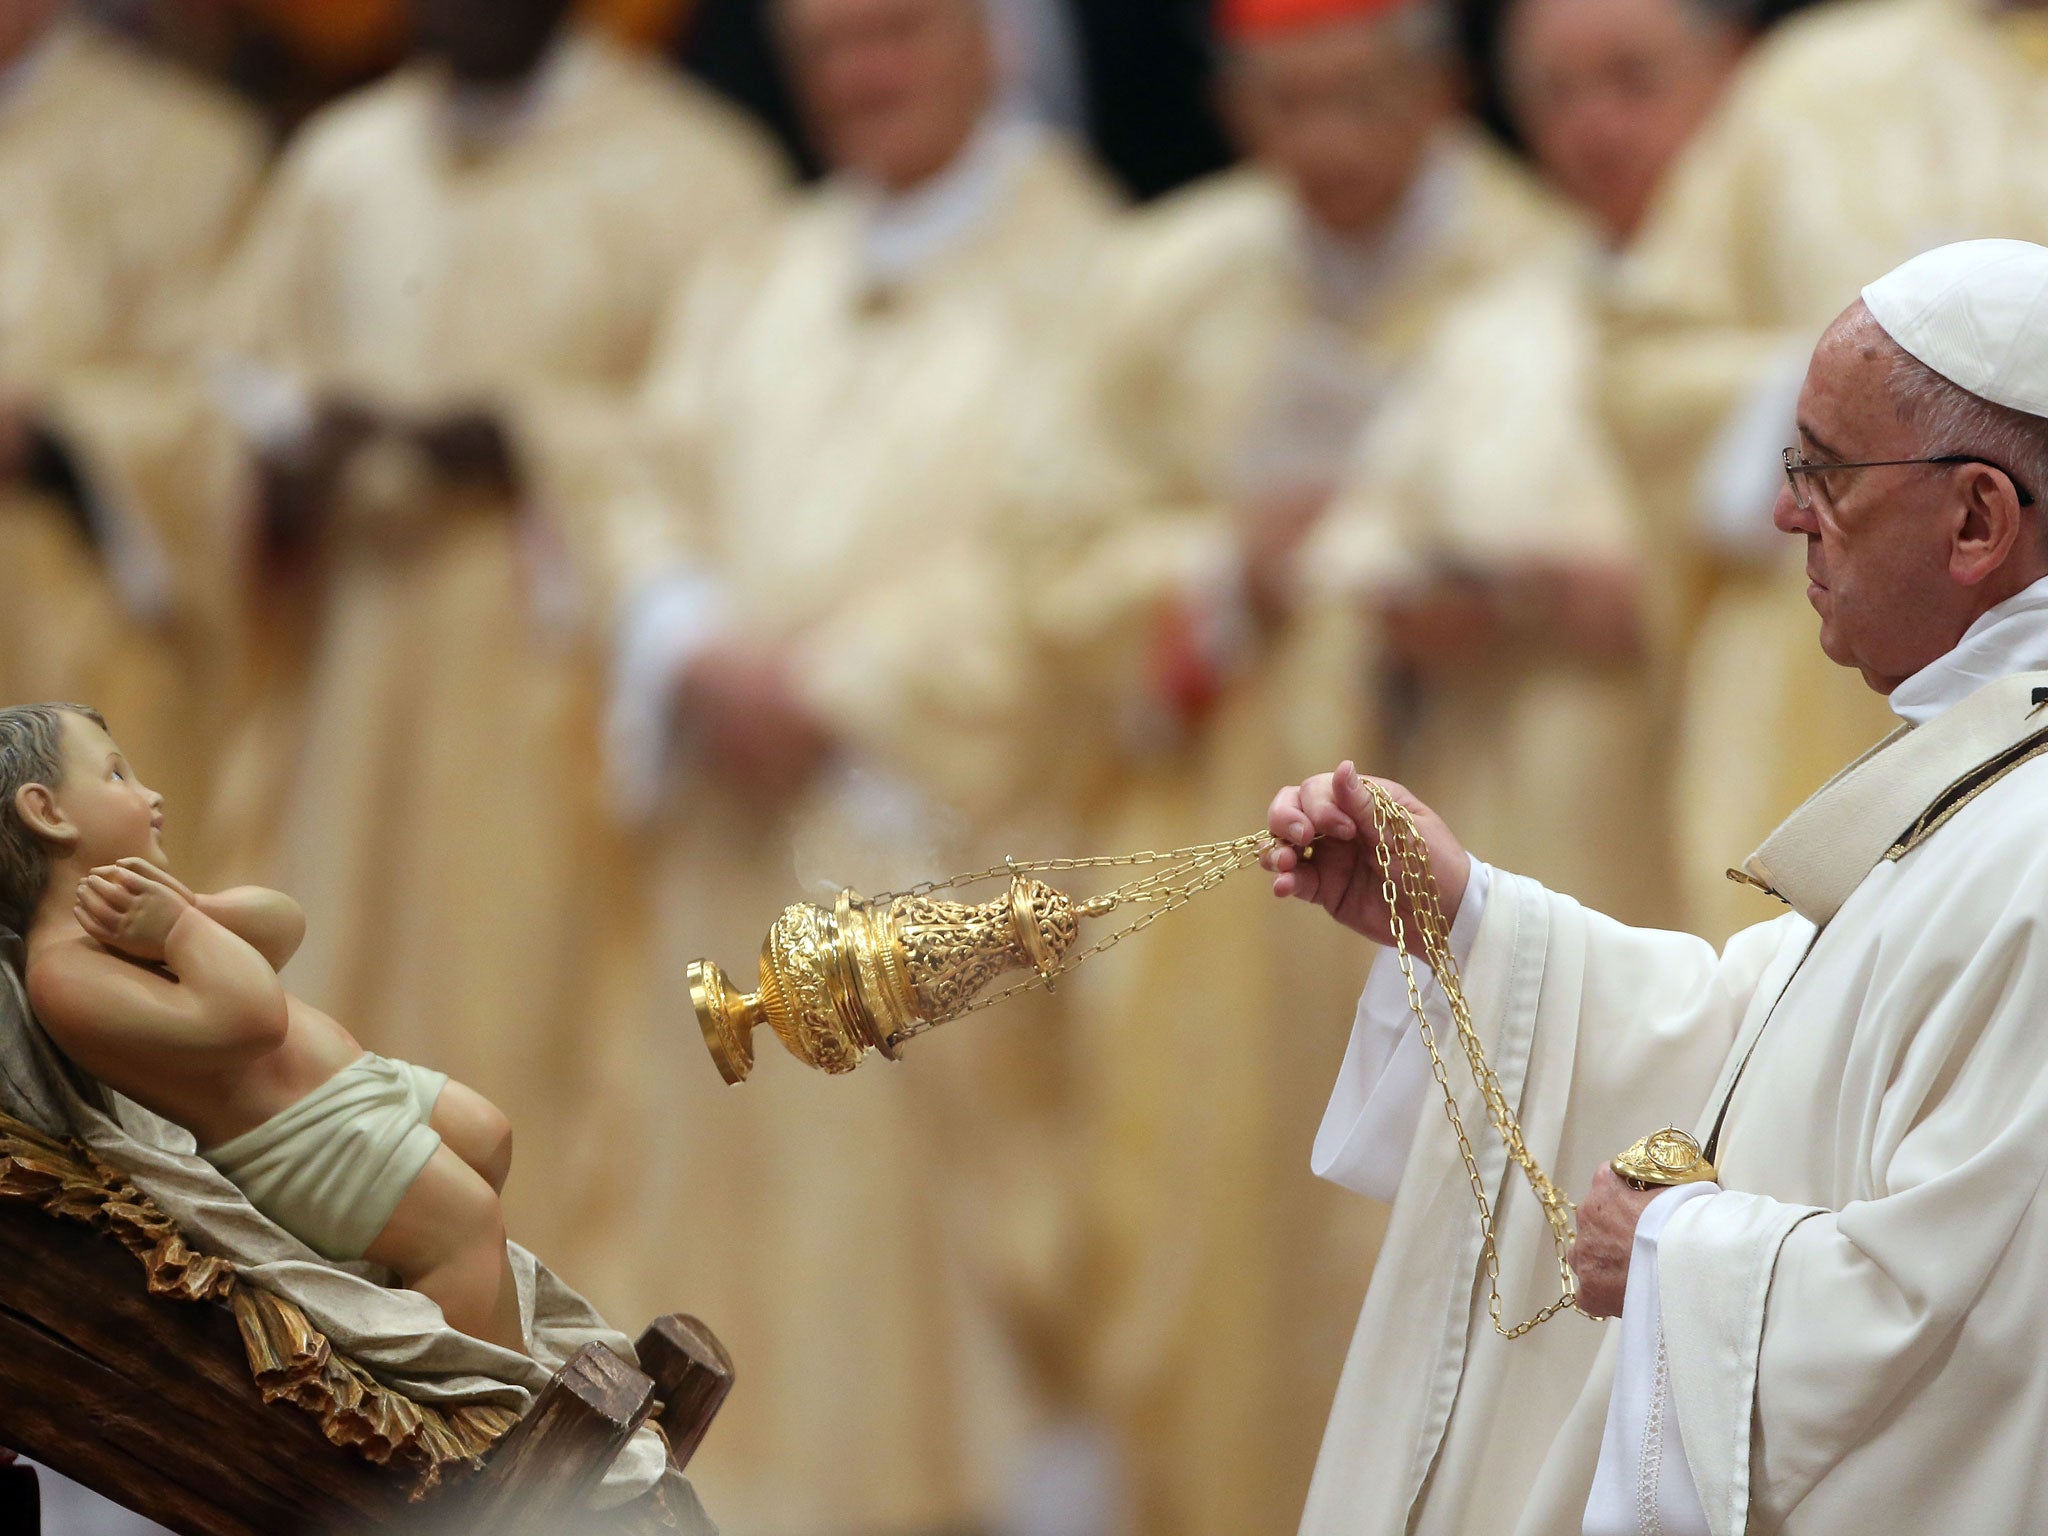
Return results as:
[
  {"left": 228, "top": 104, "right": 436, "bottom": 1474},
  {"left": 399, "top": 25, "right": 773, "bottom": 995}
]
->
[{"left": 1306, "top": 576, "right": 2048, "bottom": 1535}]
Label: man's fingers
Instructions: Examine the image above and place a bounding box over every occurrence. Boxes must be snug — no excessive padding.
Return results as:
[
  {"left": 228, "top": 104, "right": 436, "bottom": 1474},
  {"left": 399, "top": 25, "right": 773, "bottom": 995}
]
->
[
  {"left": 1300, "top": 773, "right": 1358, "bottom": 840},
  {"left": 1268, "top": 784, "right": 1314, "bottom": 846}
]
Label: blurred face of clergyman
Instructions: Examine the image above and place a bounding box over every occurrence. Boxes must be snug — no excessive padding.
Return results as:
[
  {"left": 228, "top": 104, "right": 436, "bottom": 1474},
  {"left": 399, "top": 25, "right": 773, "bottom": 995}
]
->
[
  {"left": 1505, "top": 0, "right": 1744, "bottom": 247},
  {"left": 1223, "top": 15, "right": 1454, "bottom": 243},
  {"left": 0, "top": 0, "right": 64, "bottom": 69},
  {"left": 781, "top": 0, "right": 997, "bottom": 194},
  {"left": 414, "top": 0, "right": 576, "bottom": 84}
]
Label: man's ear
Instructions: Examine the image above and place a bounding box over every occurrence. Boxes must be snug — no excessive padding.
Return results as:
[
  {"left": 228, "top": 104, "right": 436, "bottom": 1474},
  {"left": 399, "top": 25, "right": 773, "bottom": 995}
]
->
[
  {"left": 13, "top": 782, "right": 77, "bottom": 853},
  {"left": 1949, "top": 465, "right": 2026, "bottom": 587}
]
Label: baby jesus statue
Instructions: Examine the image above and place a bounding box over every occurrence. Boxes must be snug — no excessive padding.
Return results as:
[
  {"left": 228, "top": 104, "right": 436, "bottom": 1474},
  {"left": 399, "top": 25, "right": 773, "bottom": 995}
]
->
[{"left": 1, "top": 703, "right": 525, "bottom": 1353}]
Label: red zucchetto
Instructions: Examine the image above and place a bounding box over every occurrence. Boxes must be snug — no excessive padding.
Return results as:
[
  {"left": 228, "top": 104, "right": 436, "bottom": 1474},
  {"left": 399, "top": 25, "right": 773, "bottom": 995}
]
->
[{"left": 1215, "top": 0, "right": 1416, "bottom": 42}]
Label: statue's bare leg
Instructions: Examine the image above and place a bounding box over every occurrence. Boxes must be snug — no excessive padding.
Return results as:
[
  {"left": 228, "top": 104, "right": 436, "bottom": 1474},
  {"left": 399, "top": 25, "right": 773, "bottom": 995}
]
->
[
  {"left": 364, "top": 1144, "right": 524, "bottom": 1353},
  {"left": 429, "top": 1079, "right": 515, "bottom": 1193}
]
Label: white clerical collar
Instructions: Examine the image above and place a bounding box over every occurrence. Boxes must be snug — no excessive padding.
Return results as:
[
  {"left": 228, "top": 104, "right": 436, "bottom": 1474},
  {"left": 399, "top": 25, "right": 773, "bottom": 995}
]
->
[
  {"left": 852, "top": 113, "right": 1039, "bottom": 289},
  {"left": 1295, "top": 136, "right": 1459, "bottom": 320},
  {"left": 1888, "top": 571, "right": 2048, "bottom": 725}
]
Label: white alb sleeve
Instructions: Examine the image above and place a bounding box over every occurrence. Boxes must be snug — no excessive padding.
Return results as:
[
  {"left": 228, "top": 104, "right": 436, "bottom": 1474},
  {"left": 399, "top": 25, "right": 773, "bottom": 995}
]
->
[
  {"left": 1311, "top": 859, "right": 1491, "bottom": 1202},
  {"left": 604, "top": 565, "right": 733, "bottom": 822},
  {"left": 1583, "top": 1181, "right": 1716, "bottom": 1536}
]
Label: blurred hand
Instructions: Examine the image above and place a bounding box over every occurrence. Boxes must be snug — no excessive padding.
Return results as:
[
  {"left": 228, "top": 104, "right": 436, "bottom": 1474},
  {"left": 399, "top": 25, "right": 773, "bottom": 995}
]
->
[
  {"left": 1503, "top": 559, "right": 1644, "bottom": 663},
  {"left": 1568, "top": 1164, "right": 1662, "bottom": 1319},
  {"left": 76, "top": 862, "right": 195, "bottom": 964},
  {"left": 260, "top": 394, "right": 383, "bottom": 555},
  {"left": 1261, "top": 760, "right": 1468, "bottom": 945},
  {"left": 410, "top": 408, "right": 519, "bottom": 497},
  {"left": 1379, "top": 573, "right": 1503, "bottom": 674},
  {"left": 1240, "top": 485, "right": 1334, "bottom": 630},
  {"left": 676, "top": 642, "right": 835, "bottom": 805},
  {"left": 0, "top": 393, "right": 37, "bottom": 481}
]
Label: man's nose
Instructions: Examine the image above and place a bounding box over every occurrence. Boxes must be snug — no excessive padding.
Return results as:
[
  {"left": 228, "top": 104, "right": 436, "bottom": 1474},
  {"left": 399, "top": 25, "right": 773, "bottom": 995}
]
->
[{"left": 1771, "top": 483, "right": 1812, "bottom": 536}]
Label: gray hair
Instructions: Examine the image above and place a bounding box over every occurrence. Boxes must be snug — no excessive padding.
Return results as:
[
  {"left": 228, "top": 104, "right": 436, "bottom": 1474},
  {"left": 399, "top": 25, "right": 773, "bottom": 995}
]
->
[
  {"left": 1885, "top": 342, "right": 2048, "bottom": 518},
  {"left": 0, "top": 704, "right": 103, "bottom": 940}
]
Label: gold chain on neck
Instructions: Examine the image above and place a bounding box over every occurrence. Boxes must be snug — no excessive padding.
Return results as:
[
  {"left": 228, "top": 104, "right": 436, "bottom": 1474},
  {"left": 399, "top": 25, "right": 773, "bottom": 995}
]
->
[{"left": 1361, "top": 777, "right": 1579, "bottom": 1335}]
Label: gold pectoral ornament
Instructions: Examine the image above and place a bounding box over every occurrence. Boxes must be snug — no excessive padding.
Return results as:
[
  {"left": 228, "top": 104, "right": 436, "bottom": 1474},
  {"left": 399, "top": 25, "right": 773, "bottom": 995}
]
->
[{"left": 690, "top": 777, "right": 1706, "bottom": 1338}]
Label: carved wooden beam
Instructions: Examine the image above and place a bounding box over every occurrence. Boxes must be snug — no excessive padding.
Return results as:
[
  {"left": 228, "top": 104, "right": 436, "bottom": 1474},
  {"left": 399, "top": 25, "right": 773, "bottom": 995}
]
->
[
  {"left": 634, "top": 1315, "right": 735, "bottom": 1471},
  {"left": 460, "top": 1342, "right": 657, "bottom": 1531},
  {"left": 0, "top": 1197, "right": 410, "bottom": 1536}
]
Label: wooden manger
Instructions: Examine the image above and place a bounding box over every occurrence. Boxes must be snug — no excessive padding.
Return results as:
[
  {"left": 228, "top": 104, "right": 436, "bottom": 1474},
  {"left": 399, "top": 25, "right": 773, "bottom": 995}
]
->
[{"left": 0, "top": 1111, "right": 734, "bottom": 1535}]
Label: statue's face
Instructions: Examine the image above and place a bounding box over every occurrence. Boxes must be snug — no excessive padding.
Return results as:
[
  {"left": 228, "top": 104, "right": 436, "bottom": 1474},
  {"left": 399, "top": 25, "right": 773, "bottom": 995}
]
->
[
  {"left": 42, "top": 713, "right": 167, "bottom": 872},
  {"left": 1505, "top": 0, "right": 1744, "bottom": 247},
  {"left": 1222, "top": 17, "right": 1453, "bottom": 243},
  {"left": 780, "top": 0, "right": 994, "bottom": 193}
]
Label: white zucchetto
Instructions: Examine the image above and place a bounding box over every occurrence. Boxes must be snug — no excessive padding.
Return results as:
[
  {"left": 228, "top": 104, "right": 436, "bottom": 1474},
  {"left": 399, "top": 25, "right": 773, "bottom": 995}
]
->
[{"left": 1863, "top": 239, "right": 2048, "bottom": 417}]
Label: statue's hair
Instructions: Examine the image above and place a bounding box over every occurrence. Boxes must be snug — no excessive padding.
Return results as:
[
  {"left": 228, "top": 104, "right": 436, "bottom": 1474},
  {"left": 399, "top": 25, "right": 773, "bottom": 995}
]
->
[{"left": 0, "top": 704, "right": 105, "bottom": 939}]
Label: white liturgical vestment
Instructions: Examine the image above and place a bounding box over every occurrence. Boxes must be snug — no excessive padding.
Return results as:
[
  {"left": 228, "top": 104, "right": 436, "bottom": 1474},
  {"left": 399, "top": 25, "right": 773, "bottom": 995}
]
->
[{"left": 1308, "top": 572, "right": 2048, "bottom": 1536}]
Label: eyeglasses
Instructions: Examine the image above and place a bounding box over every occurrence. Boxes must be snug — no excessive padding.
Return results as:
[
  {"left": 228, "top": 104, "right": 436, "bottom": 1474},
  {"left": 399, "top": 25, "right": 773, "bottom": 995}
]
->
[{"left": 1782, "top": 446, "right": 2038, "bottom": 510}]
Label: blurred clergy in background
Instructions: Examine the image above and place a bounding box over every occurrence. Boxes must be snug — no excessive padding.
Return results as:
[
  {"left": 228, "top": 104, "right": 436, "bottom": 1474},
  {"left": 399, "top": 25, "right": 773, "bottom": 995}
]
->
[
  {"left": 591, "top": 0, "right": 1119, "bottom": 1529},
  {"left": 1602, "top": 0, "right": 2048, "bottom": 939},
  {"left": 1011, "top": 0, "right": 1625, "bottom": 1529},
  {"left": 201, "top": 0, "right": 784, "bottom": 1300},
  {"left": 0, "top": 0, "right": 268, "bottom": 876}
]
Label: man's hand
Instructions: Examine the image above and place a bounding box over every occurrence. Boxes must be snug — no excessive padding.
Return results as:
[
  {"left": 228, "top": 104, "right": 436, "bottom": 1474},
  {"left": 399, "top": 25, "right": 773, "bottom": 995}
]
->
[
  {"left": 1240, "top": 485, "right": 1333, "bottom": 631},
  {"left": 410, "top": 408, "right": 519, "bottom": 497},
  {"left": 1379, "top": 573, "right": 1504, "bottom": 674},
  {"left": 1261, "top": 761, "right": 1469, "bottom": 945},
  {"left": 0, "top": 394, "right": 38, "bottom": 482},
  {"left": 1568, "top": 1165, "right": 1664, "bottom": 1319},
  {"left": 676, "top": 642, "right": 835, "bottom": 805},
  {"left": 76, "top": 862, "right": 195, "bottom": 965}
]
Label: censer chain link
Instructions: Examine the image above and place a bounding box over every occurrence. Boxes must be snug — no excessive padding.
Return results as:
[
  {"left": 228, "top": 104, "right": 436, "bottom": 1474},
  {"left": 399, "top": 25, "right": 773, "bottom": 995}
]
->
[
  {"left": 889, "top": 833, "right": 1277, "bottom": 1039},
  {"left": 1364, "top": 780, "right": 1579, "bottom": 1336}
]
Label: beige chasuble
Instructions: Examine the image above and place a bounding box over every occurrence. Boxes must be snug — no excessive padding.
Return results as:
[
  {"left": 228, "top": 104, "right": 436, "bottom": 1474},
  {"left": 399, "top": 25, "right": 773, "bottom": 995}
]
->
[
  {"left": 204, "top": 28, "right": 785, "bottom": 1343},
  {"left": 593, "top": 125, "right": 1119, "bottom": 1535},
  {"left": 0, "top": 21, "right": 268, "bottom": 876},
  {"left": 1603, "top": 0, "right": 2048, "bottom": 939},
  {"left": 1024, "top": 128, "right": 1589, "bottom": 1536}
]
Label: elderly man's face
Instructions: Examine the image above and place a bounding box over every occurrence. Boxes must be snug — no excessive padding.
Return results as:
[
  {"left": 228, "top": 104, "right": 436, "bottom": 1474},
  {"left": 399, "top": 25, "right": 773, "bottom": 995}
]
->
[
  {"left": 1776, "top": 307, "right": 2029, "bottom": 693},
  {"left": 1224, "top": 17, "right": 1454, "bottom": 243},
  {"left": 781, "top": 0, "right": 995, "bottom": 193},
  {"left": 1505, "top": 0, "right": 1743, "bottom": 246},
  {"left": 0, "top": 0, "right": 65, "bottom": 69},
  {"left": 414, "top": 0, "right": 575, "bottom": 84}
]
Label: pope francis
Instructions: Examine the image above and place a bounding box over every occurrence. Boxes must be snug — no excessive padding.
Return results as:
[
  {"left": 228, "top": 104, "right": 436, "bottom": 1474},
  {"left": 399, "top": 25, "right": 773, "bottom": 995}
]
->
[{"left": 1266, "top": 238, "right": 2048, "bottom": 1534}]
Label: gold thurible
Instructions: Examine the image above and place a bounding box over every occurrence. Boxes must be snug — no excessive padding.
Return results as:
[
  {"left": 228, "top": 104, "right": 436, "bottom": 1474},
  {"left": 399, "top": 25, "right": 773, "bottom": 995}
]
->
[
  {"left": 692, "top": 788, "right": 1715, "bottom": 1342},
  {"left": 690, "top": 874, "right": 1111, "bottom": 1085},
  {"left": 686, "top": 840, "right": 1260, "bottom": 1085}
]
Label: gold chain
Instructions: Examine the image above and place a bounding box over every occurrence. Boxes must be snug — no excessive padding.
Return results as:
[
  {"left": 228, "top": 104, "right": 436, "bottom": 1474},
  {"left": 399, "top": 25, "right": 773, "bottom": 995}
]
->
[
  {"left": 1362, "top": 779, "right": 1579, "bottom": 1336},
  {"left": 882, "top": 803, "right": 1580, "bottom": 1337},
  {"left": 884, "top": 834, "right": 1277, "bottom": 1037}
]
